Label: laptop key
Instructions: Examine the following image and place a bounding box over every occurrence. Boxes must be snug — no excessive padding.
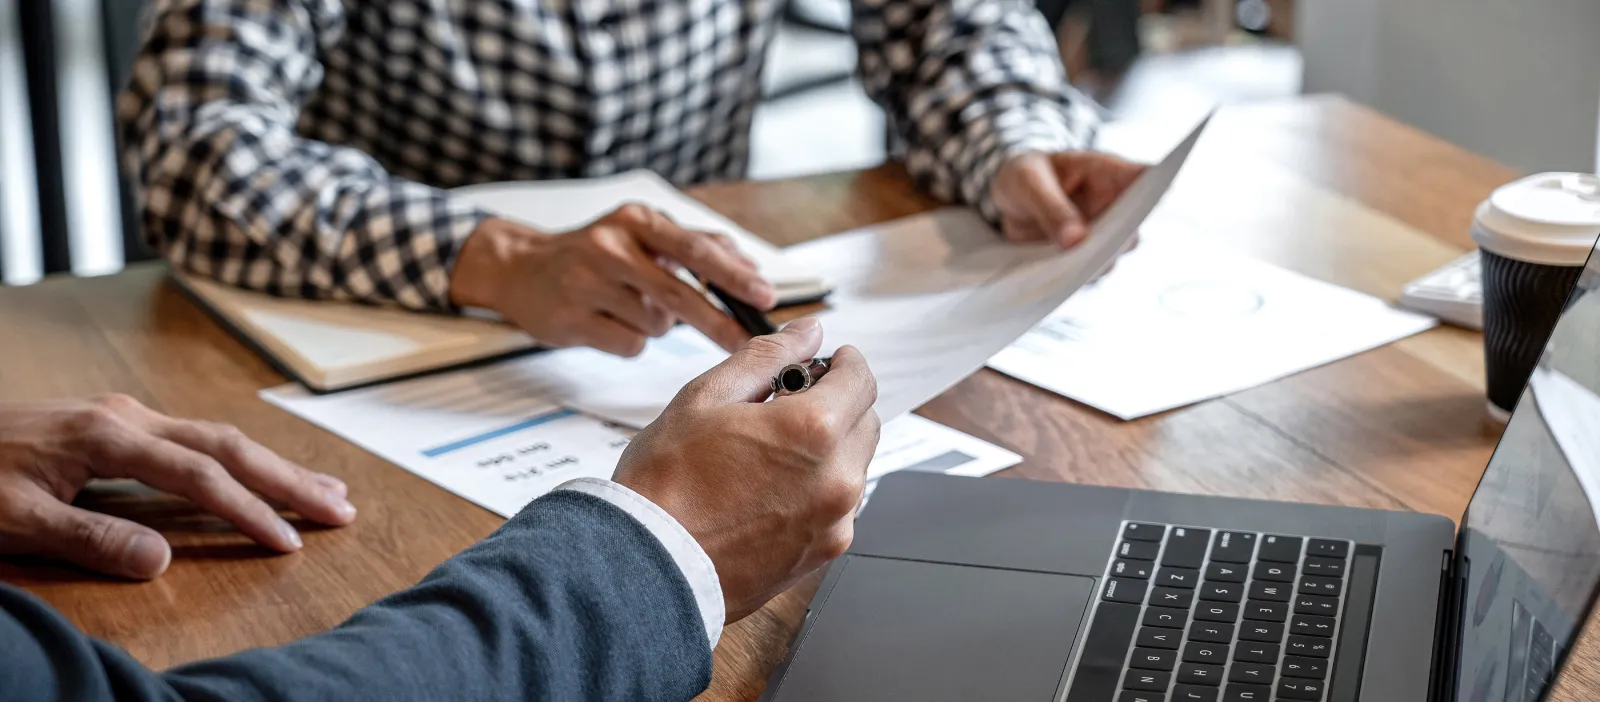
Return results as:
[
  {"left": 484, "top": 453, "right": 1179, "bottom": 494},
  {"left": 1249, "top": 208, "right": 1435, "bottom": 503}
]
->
[
  {"left": 1176, "top": 662, "right": 1224, "bottom": 686},
  {"left": 1171, "top": 685, "right": 1218, "bottom": 702},
  {"left": 1242, "top": 600, "right": 1288, "bottom": 622},
  {"left": 1305, "top": 538, "right": 1348, "bottom": 559},
  {"left": 1199, "top": 581, "right": 1243, "bottom": 603},
  {"left": 1151, "top": 586, "right": 1195, "bottom": 608},
  {"left": 1210, "top": 531, "right": 1257, "bottom": 563},
  {"left": 1182, "top": 642, "right": 1229, "bottom": 664},
  {"left": 1193, "top": 602, "right": 1240, "bottom": 623},
  {"left": 1302, "top": 556, "right": 1345, "bottom": 577},
  {"left": 1205, "top": 562, "right": 1247, "bottom": 583},
  {"left": 1247, "top": 581, "right": 1291, "bottom": 602},
  {"left": 1138, "top": 626, "right": 1182, "bottom": 649},
  {"left": 1294, "top": 593, "right": 1340, "bottom": 616},
  {"left": 1233, "top": 641, "right": 1279, "bottom": 664},
  {"left": 1286, "top": 634, "right": 1333, "bottom": 658},
  {"left": 1157, "top": 567, "right": 1201, "bottom": 589},
  {"left": 1298, "top": 574, "right": 1343, "bottom": 597},
  {"left": 1123, "top": 669, "right": 1172, "bottom": 692},
  {"left": 1163, "top": 527, "right": 1212, "bottom": 569},
  {"left": 1104, "top": 577, "right": 1149, "bottom": 604},
  {"left": 1188, "top": 621, "right": 1234, "bottom": 644},
  {"left": 1113, "top": 558, "right": 1155, "bottom": 579},
  {"left": 1226, "top": 662, "right": 1275, "bottom": 684},
  {"left": 1290, "top": 615, "right": 1338, "bottom": 638},
  {"left": 1282, "top": 655, "right": 1328, "bottom": 679},
  {"left": 1119, "top": 692, "right": 1167, "bottom": 702},
  {"left": 1251, "top": 562, "right": 1295, "bottom": 583},
  {"left": 1144, "top": 606, "right": 1190, "bottom": 629},
  {"left": 1277, "top": 678, "right": 1326, "bottom": 700},
  {"left": 1131, "top": 647, "right": 1178, "bottom": 671},
  {"left": 1119, "top": 541, "right": 1161, "bottom": 561},
  {"left": 1238, "top": 621, "right": 1285, "bottom": 642},
  {"left": 1256, "top": 535, "right": 1302, "bottom": 563},
  {"left": 1222, "top": 683, "right": 1271, "bottom": 701},
  {"left": 1124, "top": 522, "right": 1167, "bottom": 542}
]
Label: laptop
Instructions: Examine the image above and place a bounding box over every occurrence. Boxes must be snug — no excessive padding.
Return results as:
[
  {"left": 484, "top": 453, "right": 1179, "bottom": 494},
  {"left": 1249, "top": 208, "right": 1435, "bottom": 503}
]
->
[{"left": 760, "top": 248, "right": 1600, "bottom": 702}]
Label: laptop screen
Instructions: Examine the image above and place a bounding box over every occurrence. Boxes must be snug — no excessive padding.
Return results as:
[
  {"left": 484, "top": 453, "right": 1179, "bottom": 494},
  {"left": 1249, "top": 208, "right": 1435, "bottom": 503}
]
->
[{"left": 1456, "top": 247, "right": 1600, "bottom": 702}]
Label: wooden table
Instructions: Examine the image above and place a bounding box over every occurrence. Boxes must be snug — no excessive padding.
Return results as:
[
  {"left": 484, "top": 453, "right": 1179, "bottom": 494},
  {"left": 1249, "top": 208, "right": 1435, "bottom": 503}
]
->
[{"left": 2, "top": 95, "right": 1597, "bottom": 699}]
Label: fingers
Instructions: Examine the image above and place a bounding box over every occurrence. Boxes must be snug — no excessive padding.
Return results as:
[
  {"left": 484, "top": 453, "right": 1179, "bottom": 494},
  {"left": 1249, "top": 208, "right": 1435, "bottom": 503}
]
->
[
  {"left": 153, "top": 419, "right": 356, "bottom": 527},
  {"left": 578, "top": 313, "right": 652, "bottom": 357},
  {"left": 11, "top": 495, "right": 172, "bottom": 580},
  {"left": 587, "top": 216, "right": 753, "bottom": 352},
  {"left": 680, "top": 316, "right": 824, "bottom": 404},
  {"left": 1007, "top": 155, "right": 1089, "bottom": 248},
  {"left": 1062, "top": 153, "right": 1147, "bottom": 220},
  {"left": 91, "top": 428, "right": 304, "bottom": 553},
  {"left": 590, "top": 283, "right": 675, "bottom": 338},
  {"left": 612, "top": 204, "right": 776, "bottom": 309},
  {"left": 785, "top": 343, "right": 878, "bottom": 427}
]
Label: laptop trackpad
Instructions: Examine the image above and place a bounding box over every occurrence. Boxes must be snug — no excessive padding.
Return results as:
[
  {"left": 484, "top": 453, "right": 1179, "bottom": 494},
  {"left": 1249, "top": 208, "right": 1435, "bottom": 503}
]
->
[{"left": 771, "top": 556, "right": 1094, "bottom": 701}]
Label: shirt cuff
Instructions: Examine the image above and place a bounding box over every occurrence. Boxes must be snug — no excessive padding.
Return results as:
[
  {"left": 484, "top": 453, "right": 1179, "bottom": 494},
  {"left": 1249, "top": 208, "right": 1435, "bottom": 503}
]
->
[{"left": 555, "top": 478, "right": 725, "bottom": 648}]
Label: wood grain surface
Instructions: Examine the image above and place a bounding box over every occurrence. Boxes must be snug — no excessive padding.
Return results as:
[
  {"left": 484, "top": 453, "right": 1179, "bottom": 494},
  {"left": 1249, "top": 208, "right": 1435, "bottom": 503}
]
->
[{"left": 1, "top": 95, "right": 1594, "bottom": 700}]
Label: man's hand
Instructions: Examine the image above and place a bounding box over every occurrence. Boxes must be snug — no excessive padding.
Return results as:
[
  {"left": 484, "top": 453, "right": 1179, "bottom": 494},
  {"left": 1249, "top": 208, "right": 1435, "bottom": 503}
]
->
[
  {"left": 612, "top": 317, "right": 880, "bottom": 621},
  {"left": 450, "top": 205, "right": 778, "bottom": 356},
  {"left": 990, "top": 151, "right": 1147, "bottom": 248},
  {"left": 0, "top": 395, "right": 357, "bottom": 579}
]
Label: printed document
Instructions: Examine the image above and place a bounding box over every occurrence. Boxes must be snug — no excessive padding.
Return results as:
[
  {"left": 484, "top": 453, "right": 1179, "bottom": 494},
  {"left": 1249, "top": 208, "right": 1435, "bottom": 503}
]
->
[
  {"left": 987, "top": 237, "right": 1437, "bottom": 419},
  {"left": 261, "top": 368, "right": 1018, "bottom": 518}
]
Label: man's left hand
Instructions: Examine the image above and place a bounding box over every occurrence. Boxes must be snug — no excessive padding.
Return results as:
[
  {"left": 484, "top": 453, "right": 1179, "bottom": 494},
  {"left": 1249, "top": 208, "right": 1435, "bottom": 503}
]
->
[{"left": 990, "top": 151, "right": 1147, "bottom": 248}]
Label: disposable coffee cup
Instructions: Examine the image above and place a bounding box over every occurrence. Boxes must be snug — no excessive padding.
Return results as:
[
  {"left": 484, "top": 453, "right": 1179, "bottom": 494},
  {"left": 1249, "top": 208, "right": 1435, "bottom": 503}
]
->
[{"left": 1472, "top": 172, "right": 1600, "bottom": 422}]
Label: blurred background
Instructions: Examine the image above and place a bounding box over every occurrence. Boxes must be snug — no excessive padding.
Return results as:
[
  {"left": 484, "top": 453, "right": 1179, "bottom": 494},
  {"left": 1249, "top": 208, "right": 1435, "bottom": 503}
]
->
[{"left": 2, "top": 0, "right": 1597, "bottom": 287}]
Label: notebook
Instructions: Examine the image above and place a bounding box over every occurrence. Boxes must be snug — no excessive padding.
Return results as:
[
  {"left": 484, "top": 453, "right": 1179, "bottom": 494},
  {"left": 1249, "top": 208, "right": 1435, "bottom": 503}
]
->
[{"left": 177, "top": 170, "right": 831, "bottom": 393}]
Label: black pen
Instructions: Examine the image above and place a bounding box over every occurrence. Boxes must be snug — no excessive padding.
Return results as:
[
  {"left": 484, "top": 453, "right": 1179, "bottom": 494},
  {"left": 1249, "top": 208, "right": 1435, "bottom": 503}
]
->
[{"left": 706, "top": 282, "right": 778, "bottom": 336}]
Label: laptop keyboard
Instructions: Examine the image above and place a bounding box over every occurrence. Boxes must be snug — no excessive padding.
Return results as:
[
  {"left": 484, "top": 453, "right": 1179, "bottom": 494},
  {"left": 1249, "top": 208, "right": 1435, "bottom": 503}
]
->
[{"left": 1066, "top": 522, "right": 1353, "bottom": 702}]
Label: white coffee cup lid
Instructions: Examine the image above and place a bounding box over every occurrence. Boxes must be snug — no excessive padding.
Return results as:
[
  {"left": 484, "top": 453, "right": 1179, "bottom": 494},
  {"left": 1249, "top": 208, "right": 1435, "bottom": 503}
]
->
[{"left": 1472, "top": 172, "right": 1600, "bottom": 266}]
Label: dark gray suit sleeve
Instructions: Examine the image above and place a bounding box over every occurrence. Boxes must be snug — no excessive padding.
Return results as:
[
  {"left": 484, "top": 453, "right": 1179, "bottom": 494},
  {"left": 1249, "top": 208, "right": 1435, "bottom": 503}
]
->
[{"left": 0, "top": 491, "right": 714, "bottom": 702}]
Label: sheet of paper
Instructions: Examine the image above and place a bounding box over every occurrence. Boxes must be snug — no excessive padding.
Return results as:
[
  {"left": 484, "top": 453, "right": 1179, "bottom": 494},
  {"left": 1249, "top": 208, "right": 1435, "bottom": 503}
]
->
[
  {"left": 501, "top": 118, "right": 1211, "bottom": 428},
  {"left": 452, "top": 170, "right": 828, "bottom": 300},
  {"left": 986, "top": 237, "right": 1438, "bottom": 419},
  {"left": 261, "top": 366, "right": 1019, "bottom": 518}
]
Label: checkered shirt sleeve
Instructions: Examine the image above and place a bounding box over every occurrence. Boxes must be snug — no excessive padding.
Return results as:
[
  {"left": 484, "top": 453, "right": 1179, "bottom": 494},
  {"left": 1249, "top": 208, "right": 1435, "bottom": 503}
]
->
[
  {"left": 853, "top": 0, "right": 1098, "bottom": 225},
  {"left": 116, "top": 0, "right": 485, "bottom": 311}
]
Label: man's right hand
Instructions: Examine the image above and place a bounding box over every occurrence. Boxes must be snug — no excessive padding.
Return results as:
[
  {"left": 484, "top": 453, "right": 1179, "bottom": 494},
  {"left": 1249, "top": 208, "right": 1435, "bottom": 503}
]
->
[
  {"left": 449, "top": 206, "right": 778, "bottom": 356},
  {"left": 612, "top": 317, "right": 880, "bottom": 621}
]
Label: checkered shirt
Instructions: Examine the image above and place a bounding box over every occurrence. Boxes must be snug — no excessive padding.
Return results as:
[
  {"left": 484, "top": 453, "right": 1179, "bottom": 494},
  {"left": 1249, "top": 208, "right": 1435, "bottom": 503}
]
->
[{"left": 118, "top": 0, "right": 1095, "bottom": 311}]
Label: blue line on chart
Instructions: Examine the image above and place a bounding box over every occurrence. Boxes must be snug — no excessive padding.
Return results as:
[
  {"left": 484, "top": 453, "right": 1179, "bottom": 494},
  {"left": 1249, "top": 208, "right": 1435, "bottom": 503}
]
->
[{"left": 421, "top": 408, "right": 579, "bottom": 458}]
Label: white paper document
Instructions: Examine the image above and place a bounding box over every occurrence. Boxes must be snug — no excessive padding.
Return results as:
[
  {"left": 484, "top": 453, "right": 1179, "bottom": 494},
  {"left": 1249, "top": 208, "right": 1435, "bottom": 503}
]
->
[
  {"left": 986, "top": 238, "right": 1438, "bottom": 419},
  {"left": 492, "top": 119, "right": 1210, "bottom": 428},
  {"left": 261, "top": 367, "right": 1019, "bottom": 518}
]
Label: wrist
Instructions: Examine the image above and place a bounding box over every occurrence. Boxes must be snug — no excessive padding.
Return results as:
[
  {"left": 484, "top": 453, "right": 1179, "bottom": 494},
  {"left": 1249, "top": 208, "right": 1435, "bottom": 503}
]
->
[{"left": 450, "top": 218, "right": 543, "bottom": 309}]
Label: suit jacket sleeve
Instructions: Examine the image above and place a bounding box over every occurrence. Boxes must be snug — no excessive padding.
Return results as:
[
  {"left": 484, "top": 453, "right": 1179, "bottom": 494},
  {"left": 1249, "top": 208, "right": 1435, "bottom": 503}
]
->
[{"left": 0, "top": 490, "right": 713, "bottom": 702}]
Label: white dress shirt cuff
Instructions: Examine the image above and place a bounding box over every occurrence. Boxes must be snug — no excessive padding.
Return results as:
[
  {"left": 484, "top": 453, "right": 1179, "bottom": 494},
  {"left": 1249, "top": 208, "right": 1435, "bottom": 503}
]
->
[{"left": 556, "top": 477, "right": 725, "bottom": 648}]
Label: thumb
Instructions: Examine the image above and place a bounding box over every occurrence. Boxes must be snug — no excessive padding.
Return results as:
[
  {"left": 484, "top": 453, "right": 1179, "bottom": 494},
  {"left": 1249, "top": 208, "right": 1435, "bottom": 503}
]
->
[
  {"left": 20, "top": 499, "right": 172, "bottom": 580},
  {"left": 1006, "top": 157, "right": 1088, "bottom": 248},
  {"left": 681, "top": 315, "right": 825, "bottom": 404}
]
